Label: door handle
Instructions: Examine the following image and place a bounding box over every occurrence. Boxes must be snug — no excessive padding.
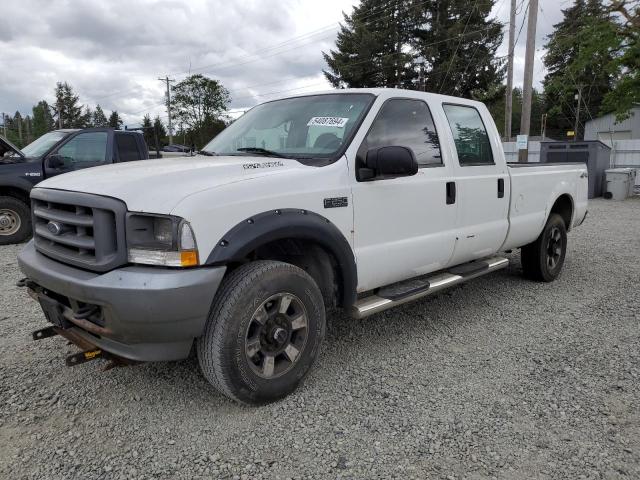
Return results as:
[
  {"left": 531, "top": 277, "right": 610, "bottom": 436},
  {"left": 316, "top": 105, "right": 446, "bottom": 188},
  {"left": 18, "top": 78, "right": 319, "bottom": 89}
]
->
[
  {"left": 498, "top": 178, "right": 505, "bottom": 198},
  {"left": 446, "top": 182, "right": 456, "bottom": 205}
]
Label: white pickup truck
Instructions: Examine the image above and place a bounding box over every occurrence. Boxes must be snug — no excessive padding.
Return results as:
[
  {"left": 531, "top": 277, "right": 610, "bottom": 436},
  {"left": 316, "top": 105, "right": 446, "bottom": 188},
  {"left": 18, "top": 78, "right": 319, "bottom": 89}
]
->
[{"left": 18, "top": 89, "right": 588, "bottom": 404}]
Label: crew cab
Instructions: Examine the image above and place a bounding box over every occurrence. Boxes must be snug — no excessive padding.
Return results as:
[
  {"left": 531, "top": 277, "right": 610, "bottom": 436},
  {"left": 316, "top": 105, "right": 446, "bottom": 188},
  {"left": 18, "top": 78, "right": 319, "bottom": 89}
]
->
[
  {"left": 0, "top": 128, "right": 149, "bottom": 244},
  {"left": 17, "top": 89, "right": 588, "bottom": 405}
]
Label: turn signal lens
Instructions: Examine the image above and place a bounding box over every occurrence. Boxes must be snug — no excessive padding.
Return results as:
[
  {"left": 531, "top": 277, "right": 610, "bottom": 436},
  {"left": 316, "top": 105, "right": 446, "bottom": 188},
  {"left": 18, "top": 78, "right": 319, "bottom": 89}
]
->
[{"left": 180, "top": 250, "right": 199, "bottom": 267}]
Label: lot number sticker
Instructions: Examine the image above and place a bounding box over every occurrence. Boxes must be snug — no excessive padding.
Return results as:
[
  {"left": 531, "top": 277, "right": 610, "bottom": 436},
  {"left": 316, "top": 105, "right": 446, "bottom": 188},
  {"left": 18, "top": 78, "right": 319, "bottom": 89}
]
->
[{"left": 307, "top": 117, "right": 349, "bottom": 128}]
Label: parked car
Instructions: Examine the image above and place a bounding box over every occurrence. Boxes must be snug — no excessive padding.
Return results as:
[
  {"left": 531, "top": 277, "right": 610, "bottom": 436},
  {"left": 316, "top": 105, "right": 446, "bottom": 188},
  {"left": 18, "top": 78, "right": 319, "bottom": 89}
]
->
[
  {"left": 18, "top": 89, "right": 588, "bottom": 404},
  {"left": 0, "top": 128, "right": 149, "bottom": 244},
  {"left": 162, "top": 144, "right": 191, "bottom": 153}
]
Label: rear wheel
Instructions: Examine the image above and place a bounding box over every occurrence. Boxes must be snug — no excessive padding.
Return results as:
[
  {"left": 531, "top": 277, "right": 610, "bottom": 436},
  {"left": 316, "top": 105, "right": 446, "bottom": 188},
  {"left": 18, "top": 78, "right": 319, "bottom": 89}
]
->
[
  {"left": 197, "top": 260, "right": 326, "bottom": 405},
  {"left": 0, "top": 196, "right": 31, "bottom": 245},
  {"left": 521, "top": 213, "right": 567, "bottom": 282}
]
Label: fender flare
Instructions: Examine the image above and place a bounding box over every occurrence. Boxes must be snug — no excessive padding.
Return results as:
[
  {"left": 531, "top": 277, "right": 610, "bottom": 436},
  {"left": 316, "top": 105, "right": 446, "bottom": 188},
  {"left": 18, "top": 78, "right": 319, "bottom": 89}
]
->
[
  {"left": 205, "top": 209, "right": 357, "bottom": 306},
  {"left": 0, "top": 179, "right": 33, "bottom": 201}
]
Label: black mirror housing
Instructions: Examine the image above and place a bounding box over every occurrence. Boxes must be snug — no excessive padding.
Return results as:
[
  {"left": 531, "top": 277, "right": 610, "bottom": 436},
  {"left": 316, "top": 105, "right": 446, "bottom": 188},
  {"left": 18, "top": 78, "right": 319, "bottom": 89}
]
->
[
  {"left": 361, "top": 146, "right": 418, "bottom": 180},
  {"left": 46, "top": 154, "right": 64, "bottom": 169}
]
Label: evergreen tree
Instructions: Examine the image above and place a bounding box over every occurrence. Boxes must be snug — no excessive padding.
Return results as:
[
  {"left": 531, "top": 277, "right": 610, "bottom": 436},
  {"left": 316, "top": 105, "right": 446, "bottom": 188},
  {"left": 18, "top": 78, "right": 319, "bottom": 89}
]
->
[
  {"left": 153, "top": 116, "right": 167, "bottom": 141},
  {"left": 52, "top": 82, "right": 84, "bottom": 128},
  {"left": 81, "top": 106, "right": 94, "bottom": 128},
  {"left": 92, "top": 105, "right": 109, "bottom": 127},
  {"left": 602, "top": 0, "right": 640, "bottom": 119},
  {"left": 412, "top": 0, "right": 504, "bottom": 97},
  {"left": 323, "top": 0, "right": 415, "bottom": 88},
  {"left": 108, "top": 111, "right": 123, "bottom": 129},
  {"left": 32, "top": 100, "right": 55, "bottom": 137},
  {"left": 542, "top": 0, "right": 621, "bottom": 139},
  {"left": 141, "top": 114, "right": 155, "bottom": 147},
  {"left": 322, "top": 0, "right": 504, "bottom": 96}
]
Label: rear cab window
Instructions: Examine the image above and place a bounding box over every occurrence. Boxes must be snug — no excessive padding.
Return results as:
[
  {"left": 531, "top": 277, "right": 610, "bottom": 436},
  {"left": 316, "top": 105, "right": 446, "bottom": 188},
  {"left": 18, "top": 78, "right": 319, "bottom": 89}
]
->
[
  {"left": 116, "top": 133, "right": 141, "bottom": 162},
  {"left": 443, "top": 104, "right": 494, "bottom": 166}
]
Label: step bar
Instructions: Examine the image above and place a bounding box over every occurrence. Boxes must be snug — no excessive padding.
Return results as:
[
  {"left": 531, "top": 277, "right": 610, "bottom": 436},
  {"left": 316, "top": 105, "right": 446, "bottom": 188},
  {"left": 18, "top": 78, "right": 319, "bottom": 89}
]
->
[{"left": 351, "top": 256, "right": 509, "bottom": 319}]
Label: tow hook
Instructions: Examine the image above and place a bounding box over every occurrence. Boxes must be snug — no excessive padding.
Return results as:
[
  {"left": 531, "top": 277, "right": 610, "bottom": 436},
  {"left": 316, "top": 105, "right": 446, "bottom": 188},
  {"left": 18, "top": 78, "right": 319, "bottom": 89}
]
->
[
  {"left": 16, "top": 277, "right": 38, "bottom": 289},
  {"left": 32, "top": 326, "right": 59, "bottom": 341},
  {"left": 65, "top": 349, "right": 105, "bottom": 367}
]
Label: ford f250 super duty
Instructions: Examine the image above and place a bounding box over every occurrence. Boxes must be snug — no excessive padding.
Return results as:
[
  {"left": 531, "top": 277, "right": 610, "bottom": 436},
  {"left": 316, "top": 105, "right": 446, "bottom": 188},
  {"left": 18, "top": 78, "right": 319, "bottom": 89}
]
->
[
  {"left": 17, "top": 89, "right": 588, "bottom": 405},
  {"left": 0, "top": 128, "right": 149, "bottom": 244}
]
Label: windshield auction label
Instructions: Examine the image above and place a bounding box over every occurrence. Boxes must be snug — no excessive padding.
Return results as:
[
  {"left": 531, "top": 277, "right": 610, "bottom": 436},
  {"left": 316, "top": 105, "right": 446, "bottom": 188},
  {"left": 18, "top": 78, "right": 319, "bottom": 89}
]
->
[
  {"left": 242, "top": 161, "right": 285, "bottom": 170},
  {"left": 307, "top": 117, "right": 349, "bottom": 128}
]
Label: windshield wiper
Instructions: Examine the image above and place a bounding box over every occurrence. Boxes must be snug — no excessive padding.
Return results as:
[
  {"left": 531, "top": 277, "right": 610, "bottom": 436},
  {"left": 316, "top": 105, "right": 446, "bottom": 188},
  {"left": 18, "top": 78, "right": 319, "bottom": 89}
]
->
[
  {"left": 235, "top": 147, "right": 289, "bottom": 158},
  {"left": 198, "top": 150, "right": 216, "bottom": 156}
]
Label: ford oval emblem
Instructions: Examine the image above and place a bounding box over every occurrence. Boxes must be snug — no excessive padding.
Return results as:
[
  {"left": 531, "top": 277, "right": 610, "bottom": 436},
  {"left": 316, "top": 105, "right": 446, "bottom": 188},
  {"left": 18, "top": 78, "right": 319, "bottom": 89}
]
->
[{"left": 47, "top": 221, "right": 63, "bottom": 236}]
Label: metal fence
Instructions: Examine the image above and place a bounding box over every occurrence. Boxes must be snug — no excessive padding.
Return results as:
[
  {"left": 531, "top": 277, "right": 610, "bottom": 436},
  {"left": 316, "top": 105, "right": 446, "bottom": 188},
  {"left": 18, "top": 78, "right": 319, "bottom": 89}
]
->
[{"left": 502, "top": 141, "right": 541, "bottom": 163}]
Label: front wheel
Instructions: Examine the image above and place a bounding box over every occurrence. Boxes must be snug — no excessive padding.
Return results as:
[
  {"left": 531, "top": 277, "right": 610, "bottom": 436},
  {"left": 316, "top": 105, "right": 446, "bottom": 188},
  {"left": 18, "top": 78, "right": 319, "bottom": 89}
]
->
[
  {"left": 197, "top": 260, "right": 326, "bottom": 405},
  {"left": 521, "top": 213, "right": 567, "bottom": 282},
  {"left": 0, "top": 196, "right": 31, "bottom": 245}
]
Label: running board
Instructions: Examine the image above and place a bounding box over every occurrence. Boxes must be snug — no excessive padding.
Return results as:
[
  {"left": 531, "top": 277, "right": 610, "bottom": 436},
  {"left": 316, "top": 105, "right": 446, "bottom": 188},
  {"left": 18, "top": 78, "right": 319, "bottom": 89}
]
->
[{"left": 351, "top": 256, "right": 509, "bottom": 319}]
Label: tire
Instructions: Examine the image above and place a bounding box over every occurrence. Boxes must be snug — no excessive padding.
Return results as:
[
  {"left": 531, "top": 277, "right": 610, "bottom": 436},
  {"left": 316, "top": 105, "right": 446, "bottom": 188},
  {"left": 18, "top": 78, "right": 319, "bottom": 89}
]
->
[
  {"left": 0, "top": 196, "right": 31, "bottom": 245},
  {"left": 197, "top": 260, "right": 326, "bottom": 405},
  {"left": 521, "top": 213, "right": 567, "bottom": 282}
]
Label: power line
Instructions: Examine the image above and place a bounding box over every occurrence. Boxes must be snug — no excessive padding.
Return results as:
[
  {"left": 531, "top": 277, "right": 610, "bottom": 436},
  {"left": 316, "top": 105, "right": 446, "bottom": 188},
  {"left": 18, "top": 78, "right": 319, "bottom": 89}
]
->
[{"left": 438, "top": 0, "right": 482, "bottom": 92}]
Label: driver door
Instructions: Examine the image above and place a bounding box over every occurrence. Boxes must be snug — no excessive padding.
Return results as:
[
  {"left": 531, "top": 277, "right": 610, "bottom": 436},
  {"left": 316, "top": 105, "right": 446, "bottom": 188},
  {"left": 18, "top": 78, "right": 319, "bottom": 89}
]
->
[
  {"left": 351, "top": 98, "right": 458, "bottom": 292},
  {"left": 44, "top": 131, "right": 110, "bottom": 177}
]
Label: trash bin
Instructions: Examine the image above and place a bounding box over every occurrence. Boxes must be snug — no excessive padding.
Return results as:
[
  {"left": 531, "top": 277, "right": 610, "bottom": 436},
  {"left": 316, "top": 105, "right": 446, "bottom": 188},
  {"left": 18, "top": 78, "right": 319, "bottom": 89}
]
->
[{"left": 604, "top": 168, "right": 634, "bottom": 201}]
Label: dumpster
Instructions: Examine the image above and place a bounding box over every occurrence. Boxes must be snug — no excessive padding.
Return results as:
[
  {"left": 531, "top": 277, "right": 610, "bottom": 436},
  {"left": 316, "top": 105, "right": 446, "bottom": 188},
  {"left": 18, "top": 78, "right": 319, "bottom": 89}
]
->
[
  {"left": 604, "top": 168, "right": 634, "bottom": 201},
  {"left": 539, "top": 141, "right": 611, "bottom": 198}
]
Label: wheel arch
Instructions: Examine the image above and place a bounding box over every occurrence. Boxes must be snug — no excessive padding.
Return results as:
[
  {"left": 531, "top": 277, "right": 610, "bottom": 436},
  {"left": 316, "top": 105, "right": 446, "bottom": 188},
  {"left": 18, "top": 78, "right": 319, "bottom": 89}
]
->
[
  {"left": 548, "top": 193, "right": 574, "bottom": 231},
  {"left": 205, "top": 209, "right": 357, "bottom": 308},
  {"left": 0, "top": 184, "right": 31, "bottom": 205}
]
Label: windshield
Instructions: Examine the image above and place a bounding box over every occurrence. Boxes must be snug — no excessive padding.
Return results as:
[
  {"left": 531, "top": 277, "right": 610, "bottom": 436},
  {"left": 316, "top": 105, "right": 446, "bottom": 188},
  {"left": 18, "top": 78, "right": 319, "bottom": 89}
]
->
[
  {"left": 21, "top": 131, "right": 69, "bottom": 158},
  {"left": 202, "top": 93, "right": 373, "bottom": 162}
]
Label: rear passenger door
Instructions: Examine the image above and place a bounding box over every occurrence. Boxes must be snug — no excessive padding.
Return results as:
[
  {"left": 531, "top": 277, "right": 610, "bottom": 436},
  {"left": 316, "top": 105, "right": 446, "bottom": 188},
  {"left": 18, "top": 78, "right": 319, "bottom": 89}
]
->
[
  {"left": 352, "top": 98, "right": 458, "bottom": 291},
  {"left": 441, "top": 104, "right": 509, "bottom": 265}
]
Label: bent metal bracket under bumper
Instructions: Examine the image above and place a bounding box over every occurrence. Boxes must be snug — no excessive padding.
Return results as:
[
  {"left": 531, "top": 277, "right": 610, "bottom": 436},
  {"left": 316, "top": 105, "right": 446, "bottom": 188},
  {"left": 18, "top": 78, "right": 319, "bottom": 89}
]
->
[{"left": 18, "top": 277, "right": 138, "bottom": 370}]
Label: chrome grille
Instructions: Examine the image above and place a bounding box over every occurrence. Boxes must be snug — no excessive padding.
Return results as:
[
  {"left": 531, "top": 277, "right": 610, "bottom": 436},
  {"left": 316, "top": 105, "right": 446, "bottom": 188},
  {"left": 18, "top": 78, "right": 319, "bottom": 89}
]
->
[{"left": 31, "top": 189, "right": 127, "bottom": 272}]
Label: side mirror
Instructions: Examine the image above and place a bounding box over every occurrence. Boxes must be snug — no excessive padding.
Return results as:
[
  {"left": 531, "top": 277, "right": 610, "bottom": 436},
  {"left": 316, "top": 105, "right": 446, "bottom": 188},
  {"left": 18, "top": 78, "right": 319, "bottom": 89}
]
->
[
  {"left": 360, "top": 146, "right": 418, "bottom": 181},
  {"left": 46, "top": 154, "right": 64, "bottom": 169}
]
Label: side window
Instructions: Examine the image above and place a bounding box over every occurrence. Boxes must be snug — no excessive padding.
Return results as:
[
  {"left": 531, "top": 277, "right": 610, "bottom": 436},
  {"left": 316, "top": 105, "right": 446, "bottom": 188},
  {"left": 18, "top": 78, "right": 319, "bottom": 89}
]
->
[
  {"left": 362, "top": 99, "right": 442, "bottom": 167},
  {"left": 57, "top": 132, "right": 108, "bottom": 167},
  {"left": 116, "top": 134, "right": 141, "bottom": 162},
  {"left": 443, "top": 104, "right": 494, "bottom": 166}
]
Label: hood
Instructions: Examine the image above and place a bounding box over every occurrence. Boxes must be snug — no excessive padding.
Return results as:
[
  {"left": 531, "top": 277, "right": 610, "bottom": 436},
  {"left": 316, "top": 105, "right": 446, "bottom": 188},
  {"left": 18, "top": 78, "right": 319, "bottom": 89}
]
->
[
  {"left": 0, "top": 134, "right": 25, "bottom": 160},
  {"left": 35, "top": 155, "right": 310, "bottom": 213}
]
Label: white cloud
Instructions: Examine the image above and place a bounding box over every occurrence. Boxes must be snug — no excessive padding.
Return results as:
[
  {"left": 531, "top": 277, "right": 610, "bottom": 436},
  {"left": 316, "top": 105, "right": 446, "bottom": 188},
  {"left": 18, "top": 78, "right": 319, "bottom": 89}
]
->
[{"left": 1, "top": 0, "right": 563, "bottom": 126}]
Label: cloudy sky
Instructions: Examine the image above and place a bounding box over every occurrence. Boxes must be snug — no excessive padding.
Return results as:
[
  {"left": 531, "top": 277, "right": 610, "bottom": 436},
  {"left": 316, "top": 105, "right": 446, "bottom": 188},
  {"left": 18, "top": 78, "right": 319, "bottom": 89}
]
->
[{"left": 1, "top": 0, "right": 567, "bottom": 127}]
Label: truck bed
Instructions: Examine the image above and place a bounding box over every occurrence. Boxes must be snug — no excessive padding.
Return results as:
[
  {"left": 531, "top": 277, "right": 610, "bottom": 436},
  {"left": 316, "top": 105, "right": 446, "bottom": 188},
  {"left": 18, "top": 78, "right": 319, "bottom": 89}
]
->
[{"left": 501, "top": 162, "right": 589, "bottom": 251}]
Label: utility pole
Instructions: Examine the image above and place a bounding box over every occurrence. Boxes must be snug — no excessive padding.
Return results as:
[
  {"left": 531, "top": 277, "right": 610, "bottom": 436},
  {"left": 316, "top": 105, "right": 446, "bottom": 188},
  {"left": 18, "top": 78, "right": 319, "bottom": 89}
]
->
[
  {"left": 573, "top": 87, "right": 582, "bottom": 141},
  {"left": 1, "top": 113, "right": 6, "bottom": 137},
  {"left": 158, "top": 76, "right": 175, "bottom": 144},
  {"left": 504, "top": 0, "right": 516, "bottom": 141},
  {"left": 540, "top": 113, "right": 547, "bottom": 139},
  {"left": 17, "top": 114, "right": 23, "bottom": 144},
  {"left": 518, "top": 0, "right": 539, "bottom": 163}
]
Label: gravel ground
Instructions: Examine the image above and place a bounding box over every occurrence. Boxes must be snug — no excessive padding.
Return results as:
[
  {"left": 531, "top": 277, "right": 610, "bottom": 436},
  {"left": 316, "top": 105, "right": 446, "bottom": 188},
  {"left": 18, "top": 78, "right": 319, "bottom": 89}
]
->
[{"left": 1, "top": 197, "right": 639, "bottom": 480}]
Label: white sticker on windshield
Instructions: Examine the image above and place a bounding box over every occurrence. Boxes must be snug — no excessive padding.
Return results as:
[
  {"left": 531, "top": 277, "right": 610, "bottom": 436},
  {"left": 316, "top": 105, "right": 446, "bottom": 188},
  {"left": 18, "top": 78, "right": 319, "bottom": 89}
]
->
[{"left": 307, "top": 116, "right": 349, "bottom": 128}]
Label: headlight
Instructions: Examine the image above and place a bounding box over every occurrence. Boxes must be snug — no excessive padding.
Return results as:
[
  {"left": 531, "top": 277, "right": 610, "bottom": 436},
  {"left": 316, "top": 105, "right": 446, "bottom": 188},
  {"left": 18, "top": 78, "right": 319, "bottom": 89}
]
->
[{"left": 126, "top": 213, "right": 199, "bottom": 267}]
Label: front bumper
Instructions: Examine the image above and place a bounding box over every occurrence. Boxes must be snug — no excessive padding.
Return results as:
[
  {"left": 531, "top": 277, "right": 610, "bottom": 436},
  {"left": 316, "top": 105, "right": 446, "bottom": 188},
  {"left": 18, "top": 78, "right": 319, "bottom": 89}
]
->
[{"left": 18, "top": 241, "right": 226, "bottom": 362}]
